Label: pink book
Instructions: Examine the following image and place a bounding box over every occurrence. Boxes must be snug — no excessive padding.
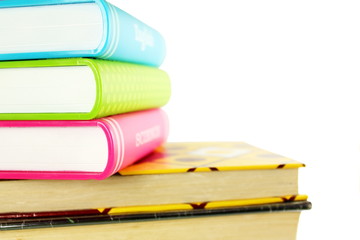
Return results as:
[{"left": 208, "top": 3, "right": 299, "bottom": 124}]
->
[{"left": 0, "top": 109, "right": 169, "bottom": 180}]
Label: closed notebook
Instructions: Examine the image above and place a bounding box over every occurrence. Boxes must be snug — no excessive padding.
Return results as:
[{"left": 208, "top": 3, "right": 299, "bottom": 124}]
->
[
  {"left": 0, "top": 0, "right": 166, "bottom": 67},
  {"left": 0, "top": 108, "right": 169, "bottom": 180},
  {"left": 0, "top": 58, "right": 171, "bottom": 120}
]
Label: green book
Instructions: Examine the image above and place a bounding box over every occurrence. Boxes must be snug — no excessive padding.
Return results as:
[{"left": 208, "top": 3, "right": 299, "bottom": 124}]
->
[{"left": 0, "top": 58, "right": 171, "bottom": 120}]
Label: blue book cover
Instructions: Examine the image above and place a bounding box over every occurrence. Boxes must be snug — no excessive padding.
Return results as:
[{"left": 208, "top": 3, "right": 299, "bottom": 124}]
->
[{"left": 0, "top": 0, "right": 166, "bottom": 67}]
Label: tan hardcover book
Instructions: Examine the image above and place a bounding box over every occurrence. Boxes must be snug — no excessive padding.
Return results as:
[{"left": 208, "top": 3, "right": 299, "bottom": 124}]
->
[{"left": 1, "top": 142, "right": 306, "bottom": 214}]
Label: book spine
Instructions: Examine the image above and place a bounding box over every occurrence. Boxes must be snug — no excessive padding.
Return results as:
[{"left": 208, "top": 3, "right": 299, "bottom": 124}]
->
[
  {"left": 98, "top": 1, "right": 166, "bottom": 67},
  {"left": 98, "top": 109, "right": 169, "bottom": 179},
  {"left": 92, "top": 59, "right": 171, "bottom": 119}
]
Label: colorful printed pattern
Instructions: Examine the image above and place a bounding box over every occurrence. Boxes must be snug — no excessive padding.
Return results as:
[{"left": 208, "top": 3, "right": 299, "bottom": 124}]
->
[
  {"left": 0, "top": 195, "right": 308, "bottom": 219},
  {"left": 101, "top": 195, "right": 308, "bottom": 215},
  {"left": 94, "top": 59, "right": 171, "bottom": 119},
  {"left": 0, "top": 201, "right": 311, "bottom": 231},
  {"left": 120, "top": 142, "right": 305, "bottom": 175}
]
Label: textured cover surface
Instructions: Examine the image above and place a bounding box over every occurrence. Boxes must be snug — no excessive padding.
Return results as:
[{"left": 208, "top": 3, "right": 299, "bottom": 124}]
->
[
  {"left": 93, "top": 59, "right": 170, "bottom": 119},
  {"left": 120, "top": 142, "right": 305, "bottom": 175},
  {"left": 0, "top": 109, "right": 169, "bottom": 180},
  {"left": 0, "top": 0, "right": 166, "bottom": 67},
  {"left": 0, "top": 58, "right": 171, "bottom": 120}
]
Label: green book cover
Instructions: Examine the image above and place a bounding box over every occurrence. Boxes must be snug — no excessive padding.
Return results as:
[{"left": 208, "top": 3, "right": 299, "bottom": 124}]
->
[{"left": 0, "top": 58, "right": 171, "bottom": 120}]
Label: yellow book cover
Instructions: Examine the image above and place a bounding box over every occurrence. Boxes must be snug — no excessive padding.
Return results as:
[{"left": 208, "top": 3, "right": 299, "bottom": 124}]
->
[{"left": 120, "top": 142, "right": 305, "bottom": 174}]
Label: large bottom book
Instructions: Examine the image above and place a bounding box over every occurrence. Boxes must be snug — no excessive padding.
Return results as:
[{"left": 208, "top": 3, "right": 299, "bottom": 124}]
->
[
  {"left": 0, "top": 142, "right": 311, "bottom": 239},
  {"left": 0, "top": 201, "right": 311, "bottom": 240}
]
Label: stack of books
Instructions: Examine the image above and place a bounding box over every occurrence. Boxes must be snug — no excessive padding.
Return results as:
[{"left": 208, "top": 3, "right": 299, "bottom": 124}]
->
[
  {"left": 0, "top": 1, "right": 311, "bottom": 239},
  {"left": 0, "top": 0, "right": 171, "bottom": 180}
]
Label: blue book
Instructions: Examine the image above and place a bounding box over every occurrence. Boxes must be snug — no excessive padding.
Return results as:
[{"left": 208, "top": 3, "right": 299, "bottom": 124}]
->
[{"left": 0, "top": 0, "right": 165, "bottom": 67}]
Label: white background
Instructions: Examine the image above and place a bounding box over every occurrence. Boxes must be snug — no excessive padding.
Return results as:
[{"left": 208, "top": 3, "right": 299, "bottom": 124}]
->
[{"left": 110, "top": 1, "right": 360, "bottom": 238}]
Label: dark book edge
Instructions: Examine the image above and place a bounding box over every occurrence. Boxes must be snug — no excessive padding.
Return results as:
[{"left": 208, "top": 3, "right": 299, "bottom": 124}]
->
[{"left": 0, "top": 201, "right": 311, "bottom": 231}]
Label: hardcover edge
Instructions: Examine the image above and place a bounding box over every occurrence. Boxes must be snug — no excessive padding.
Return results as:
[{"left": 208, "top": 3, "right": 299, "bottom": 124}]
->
[
  {"left": 0, "top": 200, "right": 312, "bottom": 231},
  {"left": 0, "top": 119, "right": 109, "bottom": 180},
  {"left": 0, "top": 58, "right": 102, "bottom": 120}
]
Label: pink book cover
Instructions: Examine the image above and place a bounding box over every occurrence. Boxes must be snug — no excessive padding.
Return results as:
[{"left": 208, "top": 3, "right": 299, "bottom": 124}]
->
[{"left": 0, "top": 109, "right": 169, "bottom": 180}]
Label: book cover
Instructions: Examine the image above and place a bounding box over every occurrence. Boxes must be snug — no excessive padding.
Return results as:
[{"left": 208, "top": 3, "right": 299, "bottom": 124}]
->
[
  {"left": 120, "top": 142, "right": 305, "bottom": 175},
  {"left": 0, "top": 0, "right": 166, "bottom": 67},
  {"left": 0, "top": 108, "right": 169, "bottom": 180},
  {"left": 0, "top": 201, "right": 311, "bottom": 230},
  {"left": 0, "top": 195, "right": 308, "bottom": 220},
  {"left": 0, "top": 58, "right": 171, "bottom": 120}
]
